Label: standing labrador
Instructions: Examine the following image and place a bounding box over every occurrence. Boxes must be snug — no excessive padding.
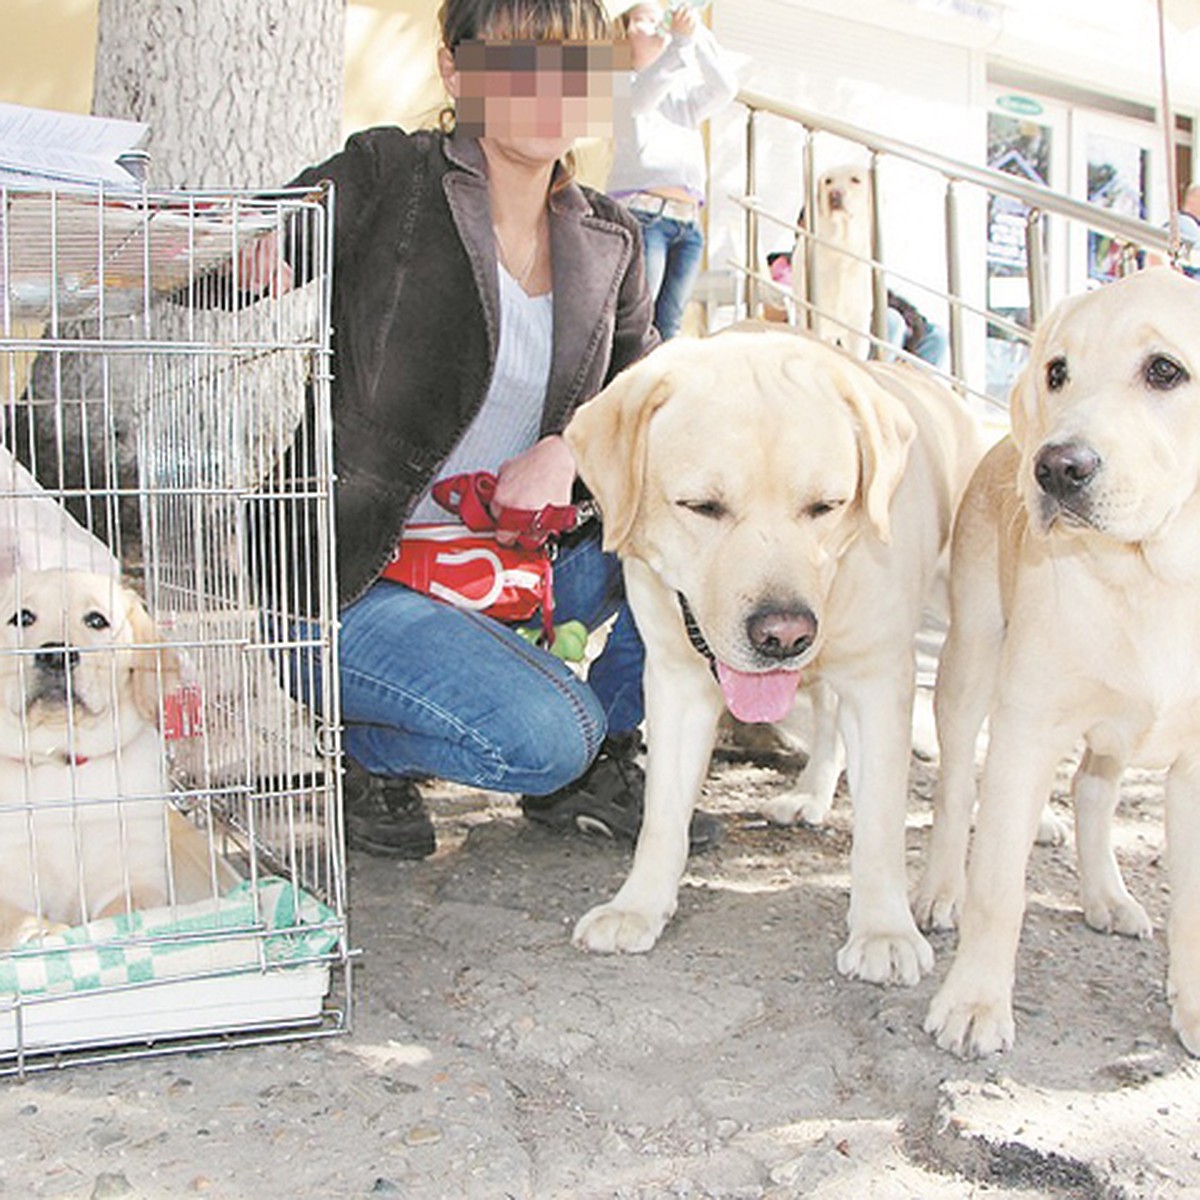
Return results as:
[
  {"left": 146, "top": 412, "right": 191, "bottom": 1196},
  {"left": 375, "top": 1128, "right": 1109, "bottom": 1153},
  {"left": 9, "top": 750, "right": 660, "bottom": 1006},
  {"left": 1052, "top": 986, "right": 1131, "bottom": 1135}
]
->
[
  {"left": 793, "top": 163, "right": 874, "bottom": 360},
  {"left": 923, "top": 267, "right": 1200, "bottom": 1057},
  {"left": 565, "top": 330, "right": 980, "bottom": 984}
]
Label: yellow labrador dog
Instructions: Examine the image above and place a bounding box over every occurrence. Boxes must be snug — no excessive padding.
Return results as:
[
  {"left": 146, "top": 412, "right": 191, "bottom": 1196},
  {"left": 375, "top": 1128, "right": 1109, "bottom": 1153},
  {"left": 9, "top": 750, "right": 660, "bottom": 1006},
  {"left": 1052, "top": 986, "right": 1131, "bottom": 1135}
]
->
[
  {"left": 794, "top": 163, "right": 874, "bottom": 360},
  {"left": 566, "top": 329, "right": 981, "bottom": 984},
  {"left": 0, "top": 570, "right": 181, "bottom": 947},
  {"left": 923, "top": 267, "right": 1200, "bottom": 1057}
]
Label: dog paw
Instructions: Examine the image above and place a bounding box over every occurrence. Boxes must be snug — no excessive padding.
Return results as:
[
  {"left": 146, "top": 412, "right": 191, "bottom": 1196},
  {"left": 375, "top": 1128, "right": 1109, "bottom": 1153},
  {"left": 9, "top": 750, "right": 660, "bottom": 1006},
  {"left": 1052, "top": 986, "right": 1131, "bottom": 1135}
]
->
[
  {"left": 759, "top": 791, "right": 832, "bottom": 828},
  {"left": 14, "top": 914, "right": 69, "bottom": 946},
  {"left": 1082, "top": 892, "right": 1153, "bottom": 939},
  {"left": 1166, "top": 967, "right": 1200, "bottom": 1056},
  {"left": 1170, "top": 999, "right": 1200, "bottom": 1057},
  {"left": 836, "top": 927, "right": 934, "bottom": 987},
  {"left": 572, "top": 903, "right": 667, "bottom": 955},
  {"left": 911, "top": 877, "right": 963, "bottom": 932},
  {"left": 925, "top": 985, "right": 1015, "bottom": 1058},
  {"left": 1035, "top": 806, "right": 1069, "bottom": 846}
]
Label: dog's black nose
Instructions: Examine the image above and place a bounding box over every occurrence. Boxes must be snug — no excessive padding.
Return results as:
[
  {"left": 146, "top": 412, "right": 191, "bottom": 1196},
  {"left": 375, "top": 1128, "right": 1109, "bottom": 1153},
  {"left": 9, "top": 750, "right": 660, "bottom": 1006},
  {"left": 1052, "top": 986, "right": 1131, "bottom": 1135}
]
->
[
  {"left": 747, "top": 607, "right": 817, "bottom": 661},
  {"left": 35, "top": 642, "right": 79, "bottom": 672},
  {"left": 1034, "top": 442, "right": 1100, "bottom": 500}
]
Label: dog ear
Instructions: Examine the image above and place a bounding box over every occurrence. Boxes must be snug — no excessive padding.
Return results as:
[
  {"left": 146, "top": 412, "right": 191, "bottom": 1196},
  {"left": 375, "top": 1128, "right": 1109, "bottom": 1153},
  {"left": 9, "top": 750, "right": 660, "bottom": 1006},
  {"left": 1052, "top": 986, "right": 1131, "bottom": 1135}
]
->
[
  {"left": 564, "top": 360, "right": 675, "bottom": 554},
  {"left": 827, "top": 361, "right": 917, "bottom": 543},
  {"left": 1009, "top": 292, "right": 1083, "bottom": 453},
  {"left": 125, "top": 591, "right": 184, "bottom": 727}
]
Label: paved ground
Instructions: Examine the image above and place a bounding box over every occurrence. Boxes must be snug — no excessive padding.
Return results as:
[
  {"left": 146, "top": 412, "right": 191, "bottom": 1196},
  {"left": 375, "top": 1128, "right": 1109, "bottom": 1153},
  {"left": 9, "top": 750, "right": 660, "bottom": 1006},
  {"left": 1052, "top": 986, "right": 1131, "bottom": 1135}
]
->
[{"left": 1, "top": 731, "right": 1197, "bottom": 1199}]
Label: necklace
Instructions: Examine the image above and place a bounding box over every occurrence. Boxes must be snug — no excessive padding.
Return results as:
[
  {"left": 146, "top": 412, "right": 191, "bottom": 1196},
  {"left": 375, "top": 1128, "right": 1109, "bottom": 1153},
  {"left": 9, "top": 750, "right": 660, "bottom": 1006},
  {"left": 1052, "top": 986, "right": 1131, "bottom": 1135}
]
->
[{"left": 493, "top": 219, "right": 542, "bottom": 289}]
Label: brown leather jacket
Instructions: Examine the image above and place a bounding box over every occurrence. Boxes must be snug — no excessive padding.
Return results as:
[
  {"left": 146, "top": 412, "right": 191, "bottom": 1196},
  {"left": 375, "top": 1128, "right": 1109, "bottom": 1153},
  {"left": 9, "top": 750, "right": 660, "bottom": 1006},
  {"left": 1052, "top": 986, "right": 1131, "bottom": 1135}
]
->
[{"left": 282, "top": 127, "right": 658, "bottom": 609}]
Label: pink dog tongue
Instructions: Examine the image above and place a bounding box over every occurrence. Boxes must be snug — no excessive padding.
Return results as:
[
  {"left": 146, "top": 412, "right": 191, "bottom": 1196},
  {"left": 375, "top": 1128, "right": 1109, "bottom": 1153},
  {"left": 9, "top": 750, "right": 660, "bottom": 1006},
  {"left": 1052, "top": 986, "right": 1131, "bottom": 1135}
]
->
[{"left": 715, "top": 663, "right": 802, "bottom": 723}]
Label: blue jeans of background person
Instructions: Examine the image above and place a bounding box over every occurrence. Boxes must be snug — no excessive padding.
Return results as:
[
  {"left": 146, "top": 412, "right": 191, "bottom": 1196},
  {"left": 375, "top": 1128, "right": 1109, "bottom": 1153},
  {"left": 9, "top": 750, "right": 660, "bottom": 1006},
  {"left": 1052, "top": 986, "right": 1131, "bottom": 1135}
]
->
[
  {"left": 635, "top": 211, "right": 705, "bottom": 340},
  {"left": 319, "top": 527, "right": 644, "bottom": 796}
]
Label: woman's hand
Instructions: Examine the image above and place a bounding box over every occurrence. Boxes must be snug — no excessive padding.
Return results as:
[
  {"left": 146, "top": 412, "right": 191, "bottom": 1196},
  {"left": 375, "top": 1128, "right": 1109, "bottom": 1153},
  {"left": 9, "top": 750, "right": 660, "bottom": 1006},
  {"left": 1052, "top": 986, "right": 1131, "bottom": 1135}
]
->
[
  {"left": 492, "top": 436, "right": 577, "bottom": 542},
  {"left": 237, "top": 230, "right": 294, "bottom": 297}
]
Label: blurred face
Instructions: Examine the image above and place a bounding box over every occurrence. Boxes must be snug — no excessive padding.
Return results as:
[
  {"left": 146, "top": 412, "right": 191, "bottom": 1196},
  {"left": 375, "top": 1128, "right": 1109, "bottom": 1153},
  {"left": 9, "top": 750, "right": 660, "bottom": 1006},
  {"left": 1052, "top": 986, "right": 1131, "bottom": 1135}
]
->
[
  {"left": 625, "top": 4, "right": 667, "bottom": 69},
  {"left": 441, "top": 39, "right": 628, "bottom": 162}
]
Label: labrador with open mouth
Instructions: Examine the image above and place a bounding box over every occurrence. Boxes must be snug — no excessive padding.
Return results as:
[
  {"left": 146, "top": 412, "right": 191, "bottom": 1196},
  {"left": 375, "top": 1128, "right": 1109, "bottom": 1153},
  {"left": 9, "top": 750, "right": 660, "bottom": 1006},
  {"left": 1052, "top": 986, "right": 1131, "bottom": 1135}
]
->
[{"left": 564, "top": 328, "right": 981, "bottom": 984}]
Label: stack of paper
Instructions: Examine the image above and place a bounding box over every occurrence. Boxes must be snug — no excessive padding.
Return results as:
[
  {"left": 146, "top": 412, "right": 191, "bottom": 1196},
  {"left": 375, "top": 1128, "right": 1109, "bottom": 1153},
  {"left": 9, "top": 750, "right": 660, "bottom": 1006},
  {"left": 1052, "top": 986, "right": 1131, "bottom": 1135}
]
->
[{"left": 0, "top": 102, "right": 149, "bottom": 190}]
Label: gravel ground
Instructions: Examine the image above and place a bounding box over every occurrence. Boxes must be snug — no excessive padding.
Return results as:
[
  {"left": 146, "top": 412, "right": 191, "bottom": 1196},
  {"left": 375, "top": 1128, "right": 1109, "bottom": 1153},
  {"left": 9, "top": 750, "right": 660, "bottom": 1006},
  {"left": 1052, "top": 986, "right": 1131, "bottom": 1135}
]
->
[{"left": 1, "top": 719, "right": 1197, "bottom": 1199}]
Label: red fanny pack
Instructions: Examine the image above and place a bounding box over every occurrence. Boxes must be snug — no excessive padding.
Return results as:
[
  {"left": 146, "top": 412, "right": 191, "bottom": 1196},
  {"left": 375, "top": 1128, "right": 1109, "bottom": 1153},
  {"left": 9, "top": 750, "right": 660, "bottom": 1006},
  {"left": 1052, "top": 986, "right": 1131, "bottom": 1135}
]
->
[{"left": 380, "top": 472, "right": 579, "bottom": 640}]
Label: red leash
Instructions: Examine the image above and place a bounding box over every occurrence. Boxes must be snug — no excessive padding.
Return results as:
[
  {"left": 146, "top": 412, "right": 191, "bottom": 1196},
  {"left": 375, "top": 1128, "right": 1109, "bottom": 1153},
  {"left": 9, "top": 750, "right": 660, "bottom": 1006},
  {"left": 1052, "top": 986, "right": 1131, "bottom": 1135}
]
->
[
  {"left": 430, "top": 472, "right": 580, "bottom": 643},
  {"left": 431, "top": 472, "right": 578, "bottom": 549}
]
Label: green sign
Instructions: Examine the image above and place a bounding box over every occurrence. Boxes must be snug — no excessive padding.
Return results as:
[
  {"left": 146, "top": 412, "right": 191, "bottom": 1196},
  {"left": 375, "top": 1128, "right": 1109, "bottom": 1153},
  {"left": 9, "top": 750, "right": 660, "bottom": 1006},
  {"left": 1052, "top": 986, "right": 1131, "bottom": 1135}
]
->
[{"left": 996, "top": 94, "right": 1044, "bottom": 117}]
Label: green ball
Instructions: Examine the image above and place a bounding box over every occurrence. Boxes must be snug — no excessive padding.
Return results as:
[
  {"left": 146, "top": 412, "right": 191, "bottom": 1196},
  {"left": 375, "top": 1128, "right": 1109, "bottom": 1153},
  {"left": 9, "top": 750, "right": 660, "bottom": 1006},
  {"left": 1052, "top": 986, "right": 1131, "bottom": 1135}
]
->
[{"left": 550, "top": 621, "right": 589, "bottom": 661}]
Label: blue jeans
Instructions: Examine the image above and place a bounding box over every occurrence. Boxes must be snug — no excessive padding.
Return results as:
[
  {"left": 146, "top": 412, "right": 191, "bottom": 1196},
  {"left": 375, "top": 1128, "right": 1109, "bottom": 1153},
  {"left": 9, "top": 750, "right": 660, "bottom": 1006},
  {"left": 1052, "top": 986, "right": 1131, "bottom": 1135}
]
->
[
  {"left": 319, "top": 528, "right": 644, "bottom": 795},
  {"left": 635, "top": 211, "right": 705, "bottom": 340}
]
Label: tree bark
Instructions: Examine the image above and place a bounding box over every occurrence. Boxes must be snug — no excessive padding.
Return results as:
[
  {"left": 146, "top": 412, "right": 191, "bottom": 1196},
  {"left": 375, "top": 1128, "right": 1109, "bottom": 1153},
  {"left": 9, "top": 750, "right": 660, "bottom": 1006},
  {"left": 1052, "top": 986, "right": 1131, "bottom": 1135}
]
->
[
  {"left": 17, "top": 0, "right": 346, "bottom": 565},
  {"left": 92, "top": 0, "right": 345, "bottom": 187}
]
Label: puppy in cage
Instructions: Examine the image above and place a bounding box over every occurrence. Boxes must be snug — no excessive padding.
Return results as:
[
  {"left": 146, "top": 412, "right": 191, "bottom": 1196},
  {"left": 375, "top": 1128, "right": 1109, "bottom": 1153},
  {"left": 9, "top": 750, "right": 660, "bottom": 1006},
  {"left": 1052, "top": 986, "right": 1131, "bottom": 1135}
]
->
[{"left": 0, "top": 568, "right": 181, "bottom": 948}]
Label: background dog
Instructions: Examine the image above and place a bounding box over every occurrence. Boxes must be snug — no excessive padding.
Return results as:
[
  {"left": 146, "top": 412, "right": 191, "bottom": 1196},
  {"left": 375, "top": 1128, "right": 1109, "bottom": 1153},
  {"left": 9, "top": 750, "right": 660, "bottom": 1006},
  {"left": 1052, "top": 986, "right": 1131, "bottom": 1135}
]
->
[
  {"left": 922, "top": 267, "right": 1200, "bottom": 1058},
  {"left": 0, "top": 570, "right": 181, "bottom": 947},
  {"left": 565, "top": 329, "right": 981, "bottom": 985},
  {"left": 794, "top": 163, "right": 874, "bottom": 360}
]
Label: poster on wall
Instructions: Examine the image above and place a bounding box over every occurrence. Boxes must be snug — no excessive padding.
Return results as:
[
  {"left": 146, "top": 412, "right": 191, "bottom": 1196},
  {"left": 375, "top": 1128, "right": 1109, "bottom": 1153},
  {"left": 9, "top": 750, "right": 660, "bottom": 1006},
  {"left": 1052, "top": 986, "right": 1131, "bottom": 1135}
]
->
[
  {"left": 1085, "top": 132, "right": 1148, "bottom": 283},
  {"left": 985, "top": 103, "right": 1051, "bottom": 401}
]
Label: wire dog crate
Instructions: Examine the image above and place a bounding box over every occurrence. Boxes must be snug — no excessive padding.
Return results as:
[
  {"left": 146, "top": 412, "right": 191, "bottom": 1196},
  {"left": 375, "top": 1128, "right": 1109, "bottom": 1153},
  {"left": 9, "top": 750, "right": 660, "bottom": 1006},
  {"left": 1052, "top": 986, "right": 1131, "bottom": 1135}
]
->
[{"left": 0, "top": 182, "right": 348, "bottom": 1075}]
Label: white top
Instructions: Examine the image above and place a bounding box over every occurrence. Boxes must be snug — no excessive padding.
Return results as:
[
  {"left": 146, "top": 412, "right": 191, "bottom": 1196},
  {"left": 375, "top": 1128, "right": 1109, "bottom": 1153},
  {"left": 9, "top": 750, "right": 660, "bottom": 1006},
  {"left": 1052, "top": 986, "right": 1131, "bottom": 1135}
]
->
[
  {"left": 607, "top": 24, "right": 740, "bottom": 203},
  {"left": 408, "top": 265, "right": 554, "bottom": 524}
]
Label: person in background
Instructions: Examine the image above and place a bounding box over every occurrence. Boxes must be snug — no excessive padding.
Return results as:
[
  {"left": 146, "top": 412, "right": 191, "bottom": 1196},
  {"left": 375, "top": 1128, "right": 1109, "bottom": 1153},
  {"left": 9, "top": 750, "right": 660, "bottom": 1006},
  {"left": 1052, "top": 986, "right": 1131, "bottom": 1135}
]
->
[
  {"left": 761, "top": 248, "right": 946, "bottom": 370},
  {"left": 607, "top": 1, "right": 740, "bottom": 339},
  {"left": 247, "top": 0, "right": 721, "bottom": 861},
  {"left": 1175, "top": 182, "right": 1200, "bottom": 278},
  {"left": 884, "top": 289, "right": 947, "bottom": 369}
]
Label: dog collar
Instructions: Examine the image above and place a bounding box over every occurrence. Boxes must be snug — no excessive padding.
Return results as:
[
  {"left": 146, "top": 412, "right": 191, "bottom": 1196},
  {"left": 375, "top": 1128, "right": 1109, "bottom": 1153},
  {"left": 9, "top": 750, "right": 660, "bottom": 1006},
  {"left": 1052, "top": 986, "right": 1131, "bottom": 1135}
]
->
[
  {"left": 677, "top": 592, "right": 718, "bottom": 678},
  {"left": 8, "top": 750, "right": 90, "bottom": 767}
]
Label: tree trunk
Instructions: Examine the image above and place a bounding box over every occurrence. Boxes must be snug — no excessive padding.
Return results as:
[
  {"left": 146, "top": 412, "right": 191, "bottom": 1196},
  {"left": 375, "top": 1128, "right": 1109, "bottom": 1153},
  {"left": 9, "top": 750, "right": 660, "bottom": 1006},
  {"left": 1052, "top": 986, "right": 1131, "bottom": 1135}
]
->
[
  {"left": 92, "top": 0, "right": 345, "bottom": 187},
  {"left": 17, "top": 0, "right": 345, "bottom": 566}
]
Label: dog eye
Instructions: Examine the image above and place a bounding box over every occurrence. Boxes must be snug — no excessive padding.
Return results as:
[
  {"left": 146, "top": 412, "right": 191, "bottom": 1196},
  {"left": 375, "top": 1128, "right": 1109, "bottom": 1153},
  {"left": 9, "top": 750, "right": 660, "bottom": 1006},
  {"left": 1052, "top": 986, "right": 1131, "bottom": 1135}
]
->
[
  {"left": 806, "top": 499, "right": 845, "bottom": 519},
  {"left": 1144, "top": 354, "right": 1189, "bottom": 391},
  {"left": 677, "top": 498, "right": 727, "bottom": 520},
  {"left": 1045, "top": 357, "right": 1069, "bottom": 391},
  {"left": 82, "top": 610, "right": 111, "bottom": 631},
  {"left": 7, "top": 609, "right": 34, "bottom": 628}
]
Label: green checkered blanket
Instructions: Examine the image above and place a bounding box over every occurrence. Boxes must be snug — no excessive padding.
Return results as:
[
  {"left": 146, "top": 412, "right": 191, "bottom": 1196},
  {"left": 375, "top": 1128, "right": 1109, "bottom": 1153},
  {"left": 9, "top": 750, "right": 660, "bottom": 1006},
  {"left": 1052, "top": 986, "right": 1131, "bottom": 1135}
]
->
[{"left": 0, "top": 878, "right": 340, "bottom": 999}]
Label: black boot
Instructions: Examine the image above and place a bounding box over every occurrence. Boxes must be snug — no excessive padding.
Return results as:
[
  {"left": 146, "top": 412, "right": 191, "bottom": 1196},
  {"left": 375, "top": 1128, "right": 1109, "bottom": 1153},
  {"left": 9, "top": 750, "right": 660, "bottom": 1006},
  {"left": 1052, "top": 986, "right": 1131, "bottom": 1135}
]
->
[
  {"left": 343, "top": 758, "right": 436, "bottom": 859},
  {"left": 520, "top": 733, "right": 722, "bottom": 854}
]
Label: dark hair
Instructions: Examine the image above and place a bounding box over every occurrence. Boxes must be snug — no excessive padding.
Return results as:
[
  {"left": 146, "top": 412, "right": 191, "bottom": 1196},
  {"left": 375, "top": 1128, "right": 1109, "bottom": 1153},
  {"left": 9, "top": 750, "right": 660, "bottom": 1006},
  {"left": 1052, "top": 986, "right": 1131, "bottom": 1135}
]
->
[{"left": 439, "top": 0, "right": 613, "bottom": 50}]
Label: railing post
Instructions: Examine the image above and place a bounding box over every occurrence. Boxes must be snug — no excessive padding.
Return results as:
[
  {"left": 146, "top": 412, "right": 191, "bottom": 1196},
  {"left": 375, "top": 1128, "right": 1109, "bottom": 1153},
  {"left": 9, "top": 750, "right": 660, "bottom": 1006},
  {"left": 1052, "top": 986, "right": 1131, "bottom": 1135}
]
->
[
  {"left": 744, "top": 105, "right": 759, "bottom": 319},
  {"left": 802, "top": 131, "right": 817, "bottom": 331},
  {"left": 869, "top": 153, "right": 887, "bottom": 358},
  {"left": 1025, "top": 208, "right": 1047, "bottom": 329},
  {"left": 944, "top": 179, "right": 964, "bottom": 386}
]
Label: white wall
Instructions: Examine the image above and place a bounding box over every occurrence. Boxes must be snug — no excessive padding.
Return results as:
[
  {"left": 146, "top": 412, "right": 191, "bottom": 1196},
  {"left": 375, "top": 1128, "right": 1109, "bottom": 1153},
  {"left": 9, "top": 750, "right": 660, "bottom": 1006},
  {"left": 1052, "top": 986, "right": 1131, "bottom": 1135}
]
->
[
  {"left": 708, "top": 1, "right": 985, "bottom": 335},
  {"left": 703, "top": 0, "right": 1197, "bottom": 395}
]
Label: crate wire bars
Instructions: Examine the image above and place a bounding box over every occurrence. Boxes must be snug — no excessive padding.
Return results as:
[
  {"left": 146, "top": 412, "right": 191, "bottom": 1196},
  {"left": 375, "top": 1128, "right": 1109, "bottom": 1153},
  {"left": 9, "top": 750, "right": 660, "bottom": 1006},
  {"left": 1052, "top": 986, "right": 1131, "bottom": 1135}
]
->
[{"left": 0, "top": 181, "right": 349, "bottom": 1075}]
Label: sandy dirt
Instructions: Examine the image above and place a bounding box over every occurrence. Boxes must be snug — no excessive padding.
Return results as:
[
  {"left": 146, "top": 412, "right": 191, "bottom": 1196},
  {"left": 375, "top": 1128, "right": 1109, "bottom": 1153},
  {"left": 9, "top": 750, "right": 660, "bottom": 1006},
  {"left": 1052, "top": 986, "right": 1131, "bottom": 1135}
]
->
[{"left": 1, "top": 716, "right": 1197, "bottom": 1200}]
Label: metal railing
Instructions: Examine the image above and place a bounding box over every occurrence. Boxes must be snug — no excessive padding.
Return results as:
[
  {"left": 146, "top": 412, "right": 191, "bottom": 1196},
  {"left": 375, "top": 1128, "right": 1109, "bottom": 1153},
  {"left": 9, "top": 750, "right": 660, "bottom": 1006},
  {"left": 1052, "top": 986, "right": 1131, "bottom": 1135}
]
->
[{"left": 725, "top": 88, "right": 1182, "bottom": 411}]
